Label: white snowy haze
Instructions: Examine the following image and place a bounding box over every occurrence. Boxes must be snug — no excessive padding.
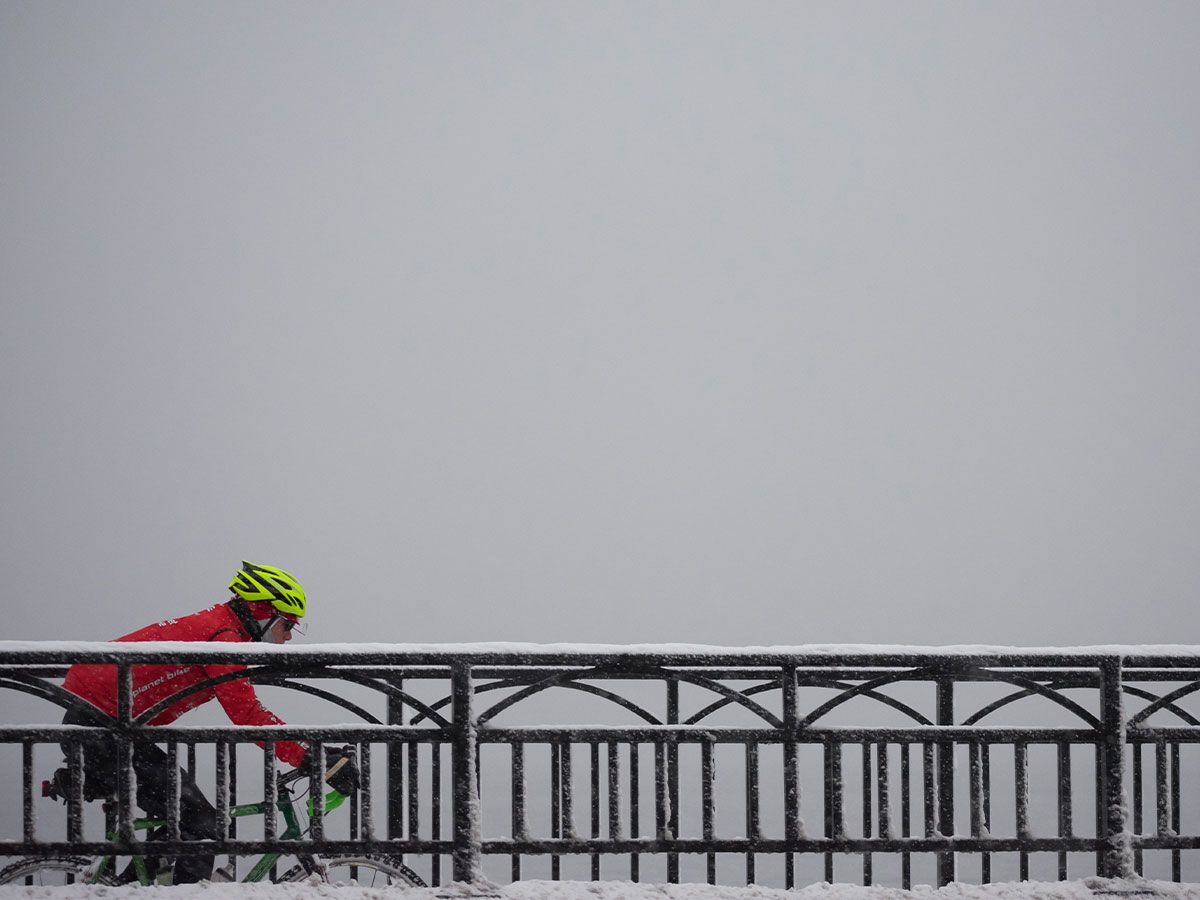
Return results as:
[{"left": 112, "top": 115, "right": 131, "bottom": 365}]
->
[{"left": 2, "top": 2, "right": 1198, "bottom": 646}]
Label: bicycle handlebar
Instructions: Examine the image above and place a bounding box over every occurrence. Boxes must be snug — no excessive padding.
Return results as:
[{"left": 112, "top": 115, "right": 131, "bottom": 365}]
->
[{"left": 276, "top": 747, "right": 360, "bottom": 795}]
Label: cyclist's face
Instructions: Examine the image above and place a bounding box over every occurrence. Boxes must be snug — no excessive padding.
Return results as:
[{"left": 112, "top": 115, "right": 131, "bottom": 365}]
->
[{"left": 264, "top": 616, "right": 294, "bottom": 644}]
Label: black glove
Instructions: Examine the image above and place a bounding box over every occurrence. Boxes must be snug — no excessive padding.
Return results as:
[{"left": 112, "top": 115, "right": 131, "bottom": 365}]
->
[
  {"left": 296, "top": 746, "right": 317, "bottom": 776},
  {"left": 42, "top": 767, "right": 73, "bottom": 804},
  {"left": 321, "top": 746, "right": 361, "bottom": 796}
]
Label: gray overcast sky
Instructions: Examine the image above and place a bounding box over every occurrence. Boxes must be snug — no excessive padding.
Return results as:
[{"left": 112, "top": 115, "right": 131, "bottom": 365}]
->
[{"left": 2, "top": 2, "right": 1198, "bottom": 646}]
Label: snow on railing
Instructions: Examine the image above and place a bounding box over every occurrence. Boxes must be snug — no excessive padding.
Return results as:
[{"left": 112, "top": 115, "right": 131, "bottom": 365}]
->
[{"left": 1, "top": 643, "right": 1199, "bottom": 888}]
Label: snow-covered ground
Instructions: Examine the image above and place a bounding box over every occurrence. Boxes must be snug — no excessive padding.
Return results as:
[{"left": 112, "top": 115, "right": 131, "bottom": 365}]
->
[{"left": 1, "top": 879, "right": 1198, "bottom": 899}]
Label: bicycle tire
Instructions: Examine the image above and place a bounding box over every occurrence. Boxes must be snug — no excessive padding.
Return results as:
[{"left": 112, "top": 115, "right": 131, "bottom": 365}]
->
[
  {"left": 0, "top": 855, "right": 116, "bottom": 886},
  {"left": 279, "top": 853, "right": 427, "bottom": 887}
]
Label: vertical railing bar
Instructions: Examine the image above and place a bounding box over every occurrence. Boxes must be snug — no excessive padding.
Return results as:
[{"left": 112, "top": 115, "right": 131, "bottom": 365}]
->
[
  {"left": 666, "top": 678, "right": 680, "bottom": 884},
  {"left": 348, "top": 777, "right": 361, "bottom": 888},
  {"left": 922, "top": 742, "right": 936, "bottom": 840},
  {"left": 431, "top": 741, "right": 442, "bottom": 887},
  {"left": 511, "top": 742, "right": 525, "bottom": 881},
  {"left": 1057, "top": 740, "right": 1071, "bottom": 881},
  {"left": 862, "top": 740, "right": 872, "bottom": 886},
  {"left": 345, "top": 759, "right": 359, "bottom": 900},
  {"left": 1154, "top": 738, "right": 1168, "bottom": 837},
  {"left": 982, "top": 742, "right": 992, "bottom": 884},
  {"left": 269, "top": 741, "right": 279, "bottom": 890},
  {"left": 654, "top": 741, "right": 666, "bottom": 840},
  {"left": 1170, "top": 741, "right": 1180, "bottom": 882},
  {"left": 967, "top": 741, "right": 986, "bottom": 883},
  {"left": 168, "top": 742, "right": 181, "bottom": 841},
  {"left": 228, "top": 742, "right": 238, "bottom": 880},
  {"left": 186, "top": 743, "right": 196, "bottom": 780},
  {"left": 561, "top": 739, "right": 575, "bottom": 841},
  {"left": 263, "top": 740, "right": 277, "bottom": 840},
  {"left": 360, "top": 741, "right": 374, "bottom": 841},
  {"left": 1132, "top": 741, "right": 1143, "bottom": 875},
  {"left": 901, "top": 742, "right": 911, "bottom": 891},
  {"left": 350, "top": 747, "right": 361, "bottom": 853},
  {"left": 67, "top": 741, "right": 83, "bottom": 844},
  {"left": 22, "top": 740, "right": 34, "bottom": 845},
  {"left": 1015, "top": 740, "right": 1029, "bottom": 881},
  {"left": 1095, "top": 738, "right": 1104, "bottom": 875},
  {"left": 823, "top": 737, "right": 831, "bottom": 859},
  {"left": 702, "top": 737, "right": 715, "bottom": 885},
  {"left": 215, "top": 740, "right": 229, "bottom": 848},
  {"left": 969, "top": 741, "right": 982, "bottom": 837},
  {"left": 309, "top": 743, "right": 325, "bottom": 842},
  {"left": 607, "top": 740, "right": 621, "bottom": 842},
  {"left": 745, "top": 741, "right": 759, "bottom": 885},
  {"left": 551, "top": 742, "right": 561, "bottom": 881},
  {"left": 824, "top": 739, "right": 840, "bottom": 884},
  {"left": 407, "top": 742, "right": 419, "bottom": 847},
  {"left": 590, "top": 740, "right": 601, "bottom": 881},
  {"left": 877, "top": 741, "right": 891, "bottom": 840},
  {"left": 629, "top": 742, "right": 640, "bottom": 883}
]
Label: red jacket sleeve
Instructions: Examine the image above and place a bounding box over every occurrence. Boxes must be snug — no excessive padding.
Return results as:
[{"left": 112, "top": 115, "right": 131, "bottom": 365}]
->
[{"left": 206, "top": 631, "right": 308, "bottom": 768}]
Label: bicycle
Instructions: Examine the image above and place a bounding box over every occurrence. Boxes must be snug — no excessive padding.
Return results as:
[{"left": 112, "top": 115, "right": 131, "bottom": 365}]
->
[{"left": 0, "top": 748, "right": 426, "bottom": 888}]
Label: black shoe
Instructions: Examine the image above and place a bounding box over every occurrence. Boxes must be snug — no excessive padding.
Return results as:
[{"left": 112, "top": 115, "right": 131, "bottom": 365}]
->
[{"left": 116, "top": 857, "right": 160, "bottom": 885}]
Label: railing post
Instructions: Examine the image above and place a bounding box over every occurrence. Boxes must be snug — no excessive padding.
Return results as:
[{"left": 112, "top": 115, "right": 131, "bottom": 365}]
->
[
  {"left": 936, "top": 675, "right": 955, "bottom": 886},
  {"left": 783, "top": 663, "right": 800, "bottom": 890},
  {"left": 1100, "top": 656, "right": 1133, "bottom": 878},
  {"left": 116, "top": 662, "right": 135, "bottom": 844},
  {"left": 451, "top": 661, "right": 481, "bottom": 883},
  {"left": 666, "top": 678, "right": 679, "bottom": 883}
]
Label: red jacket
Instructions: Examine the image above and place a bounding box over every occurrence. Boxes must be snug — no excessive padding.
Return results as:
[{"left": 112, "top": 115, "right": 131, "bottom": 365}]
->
[{"left": 62, "top": 601, "right": 307, "bottom": 767}]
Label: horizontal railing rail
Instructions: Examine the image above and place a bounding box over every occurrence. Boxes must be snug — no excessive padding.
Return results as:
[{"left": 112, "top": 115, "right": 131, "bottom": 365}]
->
[{"left": 2, "top": 643, "right": 1199, "bottom": 888}]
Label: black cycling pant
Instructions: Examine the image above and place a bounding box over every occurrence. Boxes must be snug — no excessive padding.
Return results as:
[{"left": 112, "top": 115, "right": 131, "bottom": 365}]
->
[{"left": 62, "top": 708, "right": 218, "bottom": 884}]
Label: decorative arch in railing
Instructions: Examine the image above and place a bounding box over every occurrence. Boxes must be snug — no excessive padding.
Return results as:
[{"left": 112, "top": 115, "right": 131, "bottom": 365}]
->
[
  {"left": 406, "top": 670, "right": 663, "bottom": 727},
  {"left": 0, "top": 673, "right": 88, "bottom": 715},
  {"left": 131, "top": 666, "right": 450, "bottom": 729},
  {"left": 475, "top": 674, "right": 662, "bottom": 726},
  {"left": 1128, "top": 678, "right": 1200, "bottom": 728},
  {"left": 0, "top": 663, "right": 455, "bottom": 729},
  {"left": 473, "top": 666, "right": 783, "bottom": 728},
  {"left": 954, "top": 669, "right": 1101, "bottom": 727},
  {"left": 683, "top": 677, "right": 933, "bottom": 727},
  {"left": 799, "top": 666, "right": 991, "bottom": 728},
  {"left": 684, "top": 679, "right": 780, "bottom": 725}
]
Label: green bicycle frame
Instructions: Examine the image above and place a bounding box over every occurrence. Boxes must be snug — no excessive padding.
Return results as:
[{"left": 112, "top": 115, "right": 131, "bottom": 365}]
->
[{"left": 98, "top": 788, "right": 348, "bottom": 885}]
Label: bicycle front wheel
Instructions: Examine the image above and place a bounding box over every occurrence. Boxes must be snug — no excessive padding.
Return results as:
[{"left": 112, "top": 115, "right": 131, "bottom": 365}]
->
[
  {"left": 280, "top": 853, "right": 427, "bottom": 887},
  {"left": 0, "top": 855, "right": 116, "bottom": 886}
]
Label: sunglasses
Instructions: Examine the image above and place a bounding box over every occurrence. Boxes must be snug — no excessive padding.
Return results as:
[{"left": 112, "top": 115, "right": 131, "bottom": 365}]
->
[{"left": 269, "top": 615, "right": 306, "bottom": 635}]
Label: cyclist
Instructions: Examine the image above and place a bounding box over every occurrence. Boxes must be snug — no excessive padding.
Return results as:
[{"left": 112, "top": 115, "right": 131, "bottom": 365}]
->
[{"left": 59, "top": 561, "right": 311, "bottom": 884}]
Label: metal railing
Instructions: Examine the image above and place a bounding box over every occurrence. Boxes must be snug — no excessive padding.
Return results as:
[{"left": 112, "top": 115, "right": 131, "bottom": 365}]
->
[{"left": 2, "top": 643, "right": 1199, "bottom": 887}]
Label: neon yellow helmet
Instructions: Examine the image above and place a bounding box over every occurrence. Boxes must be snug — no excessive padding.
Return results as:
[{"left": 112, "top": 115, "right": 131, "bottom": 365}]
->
[{"left": 229, "top": 561, "right": 307, "bottom": 618}]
